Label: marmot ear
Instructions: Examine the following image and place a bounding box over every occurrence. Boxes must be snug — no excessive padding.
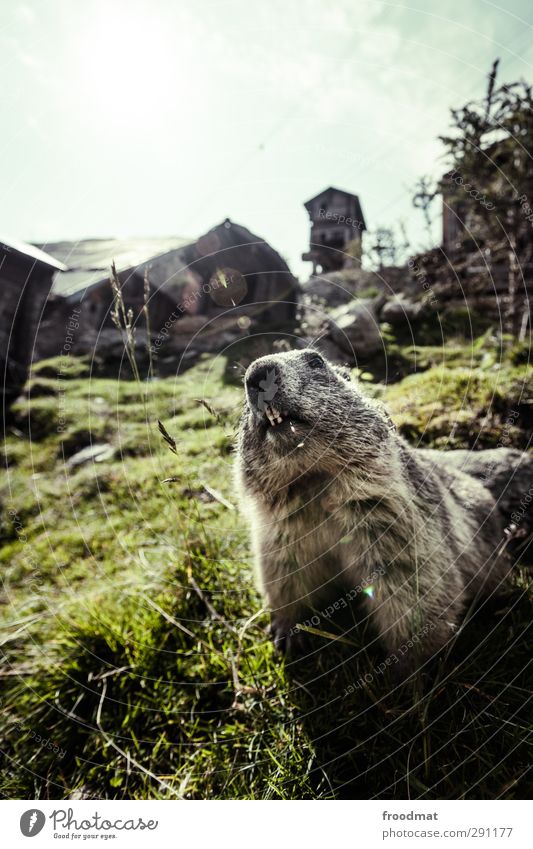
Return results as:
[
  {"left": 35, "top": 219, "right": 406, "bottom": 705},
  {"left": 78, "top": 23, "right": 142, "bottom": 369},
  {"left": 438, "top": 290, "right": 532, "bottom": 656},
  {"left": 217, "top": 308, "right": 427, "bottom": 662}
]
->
[{"left": 334, "top": 365, "right": 352, "bottom": 382}]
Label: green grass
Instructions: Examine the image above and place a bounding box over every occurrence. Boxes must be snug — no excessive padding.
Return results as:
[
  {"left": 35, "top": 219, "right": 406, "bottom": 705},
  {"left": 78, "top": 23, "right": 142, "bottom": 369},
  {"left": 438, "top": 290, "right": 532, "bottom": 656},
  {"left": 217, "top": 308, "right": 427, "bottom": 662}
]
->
[
  {"left": 0, "top": 344, "right": 531, "bottom": 800},
  {"left": 383, "top": 360, "right": 533, "bottom": 449}
]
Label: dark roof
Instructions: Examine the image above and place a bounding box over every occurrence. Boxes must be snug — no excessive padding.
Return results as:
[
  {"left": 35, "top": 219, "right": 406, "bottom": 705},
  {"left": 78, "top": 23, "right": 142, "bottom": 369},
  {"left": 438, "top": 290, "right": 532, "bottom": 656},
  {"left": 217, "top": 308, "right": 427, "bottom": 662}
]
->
[
  {"left": 303, "top": 186, "right": 366, "bottom": 231},
  {"left": 37, "top": 236, "right": 194, "bottom": 297},
  {"left": 304, "top": 186, "right": 361, "bottom": 208},
  {"left": 0, "top": 234, "right": 67, "bottom": 272}
]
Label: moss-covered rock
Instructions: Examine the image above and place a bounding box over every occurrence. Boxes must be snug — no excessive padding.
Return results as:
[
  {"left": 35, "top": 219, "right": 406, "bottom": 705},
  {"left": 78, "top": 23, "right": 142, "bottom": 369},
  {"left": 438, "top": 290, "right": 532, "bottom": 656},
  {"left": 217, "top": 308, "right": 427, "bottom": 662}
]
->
[{"left": 384, "top": 364, "right": 533, "bottom": 449}]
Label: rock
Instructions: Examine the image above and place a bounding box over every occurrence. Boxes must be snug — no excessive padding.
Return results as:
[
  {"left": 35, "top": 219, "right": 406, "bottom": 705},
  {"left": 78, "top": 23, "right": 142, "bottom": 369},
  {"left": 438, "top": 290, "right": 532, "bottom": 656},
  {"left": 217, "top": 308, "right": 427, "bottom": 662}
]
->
[
  {"left": 380, "top": 295, "right": 424, "bottom": 327},
  {"left": 301, "top": 269, "right": 386, "bottom": 309},
  {"left": 420, "top": 447, "right": 533, "bottom": 538},
  {"left": 328, "top": 297, "right": 385, "bottom": 359},
  {"left": 158, "top": 313, "right": 260, "bottom": 376},
  {"left": 302, "top": 275, "right": 356, "bottom": 308},
  {"left": 88, "top": 329, "right": 153, "bottom": 378},
  {"left": 67, "top": 443, "right": 115, "bottom": 467},
  {"left": 298, "top": 335, "right": 352, "bottom": 366},
  {"left": 172, "top": 315, "right": 239, "bottom": 352}
]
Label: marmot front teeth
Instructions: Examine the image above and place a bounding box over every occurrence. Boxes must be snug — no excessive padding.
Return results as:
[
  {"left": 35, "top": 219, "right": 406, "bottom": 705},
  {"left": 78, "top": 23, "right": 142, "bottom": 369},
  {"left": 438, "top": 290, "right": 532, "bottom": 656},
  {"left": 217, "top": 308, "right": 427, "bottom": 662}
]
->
[{"left": 264, "top": 405, "right": 284, "bottom": 426}]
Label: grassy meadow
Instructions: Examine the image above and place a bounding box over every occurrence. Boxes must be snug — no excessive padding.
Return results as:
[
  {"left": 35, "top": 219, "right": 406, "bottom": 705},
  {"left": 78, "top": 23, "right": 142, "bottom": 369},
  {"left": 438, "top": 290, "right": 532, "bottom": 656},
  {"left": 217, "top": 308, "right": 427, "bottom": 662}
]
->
[{"left": 0, "top": 330, "right": 532, "bottom": 800}]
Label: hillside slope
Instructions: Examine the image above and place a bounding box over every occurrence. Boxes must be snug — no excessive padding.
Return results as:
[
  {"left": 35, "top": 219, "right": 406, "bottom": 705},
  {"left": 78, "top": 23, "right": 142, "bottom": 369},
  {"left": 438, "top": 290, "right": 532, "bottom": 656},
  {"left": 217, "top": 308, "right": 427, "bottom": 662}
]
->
[{"left": 1, "top": 345, "right": 531, "bottom": 800}]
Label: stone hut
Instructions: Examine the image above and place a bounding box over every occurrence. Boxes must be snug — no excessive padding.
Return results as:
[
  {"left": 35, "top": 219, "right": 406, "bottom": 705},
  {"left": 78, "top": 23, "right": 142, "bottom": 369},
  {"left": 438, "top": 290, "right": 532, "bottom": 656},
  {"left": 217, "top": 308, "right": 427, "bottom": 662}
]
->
[{"left": 0, "top": 235, "right": 65, "bottom": 412}]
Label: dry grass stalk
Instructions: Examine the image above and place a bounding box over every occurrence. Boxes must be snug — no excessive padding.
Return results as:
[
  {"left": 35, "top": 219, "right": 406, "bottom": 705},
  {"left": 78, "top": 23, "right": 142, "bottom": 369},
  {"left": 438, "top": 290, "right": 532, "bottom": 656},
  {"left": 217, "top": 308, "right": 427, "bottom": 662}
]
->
[{"left": 109, "top": 262, "right": 142, "bottom": 383}]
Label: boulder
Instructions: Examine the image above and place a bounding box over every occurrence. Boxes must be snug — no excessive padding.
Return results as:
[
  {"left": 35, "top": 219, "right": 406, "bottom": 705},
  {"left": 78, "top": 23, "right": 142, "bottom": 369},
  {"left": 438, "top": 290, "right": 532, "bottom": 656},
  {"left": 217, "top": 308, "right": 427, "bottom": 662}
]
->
[
  {"left": 301, "top": 269, "right": 385, "bottom": 309},
  {"left": 67, "top": 443, "right": 115, "bottom": 467},
  {"left": 328, "top": 297, "right": 385, "bottom": 359},
  {"left": 420, "top": 447, "right": 533, "bottom": 539},
  {"left": 161, "top": 314, "right": 245, "bottom": 356},
  {"left": 380, "top": 295, "right": 424, "bottom": 327},
  {"left": 76, "top": 327, "right": 150, "bottom": 361},
  {"left": 302, "top": 275, "right": 356, "bottom": 308},
  {"left": 298, "top": 335, "right": 352, "bottom": 366}
]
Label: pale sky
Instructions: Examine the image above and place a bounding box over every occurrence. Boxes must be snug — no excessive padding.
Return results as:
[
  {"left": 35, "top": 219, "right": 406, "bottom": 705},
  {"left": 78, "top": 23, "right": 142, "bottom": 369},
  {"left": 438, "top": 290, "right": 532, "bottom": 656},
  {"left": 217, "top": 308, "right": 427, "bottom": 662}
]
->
[{"left": 2, "top": 0, "right": 533, "bottom": 278}]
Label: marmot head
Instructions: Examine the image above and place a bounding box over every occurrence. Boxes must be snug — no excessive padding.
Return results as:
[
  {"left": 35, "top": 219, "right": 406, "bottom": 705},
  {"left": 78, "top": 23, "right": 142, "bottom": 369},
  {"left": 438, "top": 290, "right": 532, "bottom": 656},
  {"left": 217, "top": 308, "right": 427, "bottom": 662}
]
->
[{"left": 237, "top": 348, "right": 393, "bottom": 494}]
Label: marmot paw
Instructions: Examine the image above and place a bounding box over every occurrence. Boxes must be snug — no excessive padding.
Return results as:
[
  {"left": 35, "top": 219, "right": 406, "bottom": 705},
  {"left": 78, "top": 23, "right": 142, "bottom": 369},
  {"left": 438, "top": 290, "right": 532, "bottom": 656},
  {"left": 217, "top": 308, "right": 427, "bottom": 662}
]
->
[{"left": 268, "top": 615, "right": 308, "bottom": 657}]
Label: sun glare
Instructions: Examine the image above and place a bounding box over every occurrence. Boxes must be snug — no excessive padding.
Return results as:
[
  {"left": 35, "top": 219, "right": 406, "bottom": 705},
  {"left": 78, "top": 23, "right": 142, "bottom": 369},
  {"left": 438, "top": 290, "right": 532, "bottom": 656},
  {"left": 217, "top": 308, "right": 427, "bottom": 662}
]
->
[{"left": 77, "top": 4, "right": 181, "bottom": 123}]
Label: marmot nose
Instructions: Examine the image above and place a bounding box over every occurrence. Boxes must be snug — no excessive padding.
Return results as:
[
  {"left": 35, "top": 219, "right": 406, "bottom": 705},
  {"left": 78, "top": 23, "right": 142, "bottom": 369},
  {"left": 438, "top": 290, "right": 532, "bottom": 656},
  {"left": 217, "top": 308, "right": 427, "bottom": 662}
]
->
[
  {"left": 245, "top": 364, "right": 280, "bottom": 404},
  {"left": 246, "top": 365, "right": 270, "bottom": 392}
]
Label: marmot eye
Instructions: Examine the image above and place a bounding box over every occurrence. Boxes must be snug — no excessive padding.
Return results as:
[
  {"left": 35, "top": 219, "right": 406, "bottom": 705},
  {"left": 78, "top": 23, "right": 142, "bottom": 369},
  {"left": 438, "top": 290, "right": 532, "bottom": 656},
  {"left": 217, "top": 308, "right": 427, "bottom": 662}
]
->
[{"left": 309, "top": 356, "right": 324, "bottom": 369}]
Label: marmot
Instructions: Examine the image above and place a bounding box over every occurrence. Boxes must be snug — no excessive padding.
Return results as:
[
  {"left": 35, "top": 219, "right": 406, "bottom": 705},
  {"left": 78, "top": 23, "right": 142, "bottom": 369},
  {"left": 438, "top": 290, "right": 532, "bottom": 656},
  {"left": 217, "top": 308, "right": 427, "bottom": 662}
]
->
[{"left": 236, "top": 348, "right": 514, "bottom": 673}]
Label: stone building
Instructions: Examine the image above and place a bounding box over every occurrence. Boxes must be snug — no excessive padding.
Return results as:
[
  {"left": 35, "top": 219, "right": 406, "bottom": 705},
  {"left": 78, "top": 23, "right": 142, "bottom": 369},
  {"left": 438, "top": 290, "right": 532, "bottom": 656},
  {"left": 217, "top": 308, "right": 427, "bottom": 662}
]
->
[
  {"left": 35, "top": 219, "right": 298, "bottom": 368},
  {"left": 0, "top": 235, "right": 65, "bottom": 413}
]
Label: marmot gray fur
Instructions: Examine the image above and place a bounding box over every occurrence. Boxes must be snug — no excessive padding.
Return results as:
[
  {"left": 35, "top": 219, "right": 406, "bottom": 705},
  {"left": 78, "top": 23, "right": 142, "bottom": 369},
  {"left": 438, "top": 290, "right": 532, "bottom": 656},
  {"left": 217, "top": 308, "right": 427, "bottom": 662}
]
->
[{"left": 236, "top": 348, "right": 519, "bottom": 673}]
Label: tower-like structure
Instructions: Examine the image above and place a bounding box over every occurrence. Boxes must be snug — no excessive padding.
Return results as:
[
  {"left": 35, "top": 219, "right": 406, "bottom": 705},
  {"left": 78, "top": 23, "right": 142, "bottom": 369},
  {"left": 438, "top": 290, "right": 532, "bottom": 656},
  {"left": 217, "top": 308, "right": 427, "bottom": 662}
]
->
[{"left": 302, "top": 186, "right": 366, "bottom": 275}]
